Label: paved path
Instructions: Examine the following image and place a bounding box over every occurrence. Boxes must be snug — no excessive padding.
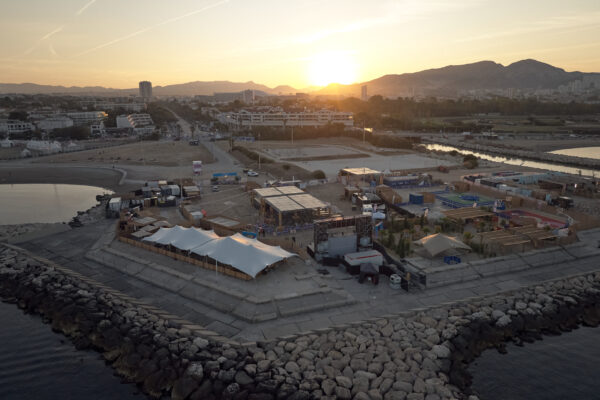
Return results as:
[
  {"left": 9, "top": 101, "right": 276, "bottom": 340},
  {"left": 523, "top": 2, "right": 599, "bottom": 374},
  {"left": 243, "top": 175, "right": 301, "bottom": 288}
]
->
[{"left": 17, "top": 221, "right": 600, "bottom": 342}]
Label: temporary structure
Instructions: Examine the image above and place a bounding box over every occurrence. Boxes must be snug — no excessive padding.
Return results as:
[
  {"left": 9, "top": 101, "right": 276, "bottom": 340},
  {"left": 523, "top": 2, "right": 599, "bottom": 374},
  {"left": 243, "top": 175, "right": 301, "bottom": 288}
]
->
[
  {"left": 190, "top": 233, "right": 294, "bottom": 278},
  {"left": 169, "top": 227, "right": 219, "bottom": 250},
  {"left": 144, "top": 225, "right": 188, "bottom": 245},
  {"left": 143, "top": 227, "right": 295, "bottom": 278},
  {"left": 414, "top": 233, "right": 472, "bottom": 258}
]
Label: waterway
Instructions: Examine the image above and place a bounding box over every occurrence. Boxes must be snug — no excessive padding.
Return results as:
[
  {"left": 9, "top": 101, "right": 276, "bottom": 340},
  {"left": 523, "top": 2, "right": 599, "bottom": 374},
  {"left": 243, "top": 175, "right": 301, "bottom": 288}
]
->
[
  {"left": 0, "top": 301, "right": 145, "bottom": 400},
  {"left": 468, "top": 326, "right": 600, "bottom": 400},
  {"left": 0, "top": 183, "right": 112, "bottom": 225},
  {"left": 423, "top": 144, "right": 600, "bottom": 177},
  {"left": 0, "top": 183, "right": 139, "bottom": 399}
]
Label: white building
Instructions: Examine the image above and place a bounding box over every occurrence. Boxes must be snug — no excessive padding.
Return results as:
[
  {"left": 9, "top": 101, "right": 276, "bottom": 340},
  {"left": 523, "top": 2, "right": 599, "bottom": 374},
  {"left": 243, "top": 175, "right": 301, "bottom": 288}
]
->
[
  {"left": 0, "top": 119, "right": 34, "bottom": 135},
  {"left": 221, "top": 109, "right": 354, "bottom": 130},
  {"left": 26, "top": 140, "right": 62, "bottom": 154},
  {"left": 66, "top": 111, "right": 108, "bottom": 126},
  {"left": 90, "top": 121, "right": 106, "bottom": 137},
  {"left": 37, "top": 116, "right": 74, "bottom": 131},
  {"left": 116, "top": 113, "right": 155, "bottom": 135},
  {"left": 116, "top": 115, "right": 133, "bottom": 129}
]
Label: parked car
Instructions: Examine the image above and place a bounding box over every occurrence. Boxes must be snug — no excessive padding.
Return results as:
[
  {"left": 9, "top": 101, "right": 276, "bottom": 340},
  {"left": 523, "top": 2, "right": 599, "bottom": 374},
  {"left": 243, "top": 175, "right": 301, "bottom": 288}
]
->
[
  {"left": 211, "top": 185, "right": 219, "bottom": 192},
  {"left": 247, "top": 170, "right": 259, "bottom": 177}
]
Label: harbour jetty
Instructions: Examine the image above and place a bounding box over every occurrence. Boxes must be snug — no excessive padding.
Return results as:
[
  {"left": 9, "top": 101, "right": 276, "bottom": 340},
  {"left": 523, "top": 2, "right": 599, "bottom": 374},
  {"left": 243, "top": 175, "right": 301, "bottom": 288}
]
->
[{"left": 1, "top": 243, "right": 599, "bottom": 399}]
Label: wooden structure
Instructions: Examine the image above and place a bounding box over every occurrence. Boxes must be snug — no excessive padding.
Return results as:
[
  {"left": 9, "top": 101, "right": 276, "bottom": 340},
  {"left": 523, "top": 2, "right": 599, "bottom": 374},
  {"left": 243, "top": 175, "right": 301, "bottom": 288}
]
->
[
  {"left": 477, "top": 225, "right": 559, "bottom": 254},
  {"left": 442, "top": 208, "right": 494, "bottom": 222}
]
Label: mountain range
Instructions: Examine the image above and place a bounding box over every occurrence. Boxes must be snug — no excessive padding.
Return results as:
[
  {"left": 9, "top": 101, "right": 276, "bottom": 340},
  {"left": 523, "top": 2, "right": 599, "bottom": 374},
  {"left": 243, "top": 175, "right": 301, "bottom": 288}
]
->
[
  {"left": 1, "top": 59, "right": 598, "bottom": 98},
  {"left": 317, "top": 59, "right": 600, "bottom": 98}
]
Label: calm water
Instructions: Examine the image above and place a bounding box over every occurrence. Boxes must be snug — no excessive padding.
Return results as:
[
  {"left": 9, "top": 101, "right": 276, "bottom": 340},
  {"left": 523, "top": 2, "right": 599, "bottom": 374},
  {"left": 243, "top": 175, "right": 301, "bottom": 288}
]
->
[
  {"left": 0, "top": 301, "right": 145, "bottom": 400},
  {"left": 469, "top": 326, "right": 600, "bottom": 400},
  {"left": 0, "top": 183, "right": 112, "bottom": 225},
  {"left": 424, "top": 144, "right": 600, "bottom": 177},
  {"left": 550, "top": 146, "right": 600, "bottom": 160}
]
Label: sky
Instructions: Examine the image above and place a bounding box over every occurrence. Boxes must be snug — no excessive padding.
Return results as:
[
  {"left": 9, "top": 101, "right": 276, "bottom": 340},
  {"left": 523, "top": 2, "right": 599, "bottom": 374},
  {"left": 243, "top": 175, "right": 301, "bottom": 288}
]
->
[{"left": 1, "top": 0, "right": 599, "bottom": 89}]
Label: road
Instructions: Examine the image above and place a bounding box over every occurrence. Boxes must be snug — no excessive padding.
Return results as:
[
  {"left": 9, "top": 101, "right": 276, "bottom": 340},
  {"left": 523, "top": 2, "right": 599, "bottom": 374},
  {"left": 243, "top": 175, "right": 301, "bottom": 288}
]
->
[{"left": 164, "top": 108, "right": 269, "bottom": 182}]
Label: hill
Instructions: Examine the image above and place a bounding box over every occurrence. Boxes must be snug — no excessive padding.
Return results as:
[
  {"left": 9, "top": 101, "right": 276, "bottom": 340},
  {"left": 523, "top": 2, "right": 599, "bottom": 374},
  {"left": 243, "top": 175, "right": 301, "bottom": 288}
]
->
[
  {"left": 0, "top": 81, "right": 300, "bottom": 97},
  {"left": 317, "top": 59, "right": 600, "bottom": 98},
  {"left": 1, "top": 59, "right": 598, "bottom": 98}
]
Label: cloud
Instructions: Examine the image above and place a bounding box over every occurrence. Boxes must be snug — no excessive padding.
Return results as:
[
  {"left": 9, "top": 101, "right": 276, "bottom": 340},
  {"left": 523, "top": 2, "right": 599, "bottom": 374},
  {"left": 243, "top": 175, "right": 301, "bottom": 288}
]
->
[
  {"left": 74, "top": 0, "right": 229, "bottom": 57},
  {"left": 76, "top": 0, "right": 97, "bottom": 15}
]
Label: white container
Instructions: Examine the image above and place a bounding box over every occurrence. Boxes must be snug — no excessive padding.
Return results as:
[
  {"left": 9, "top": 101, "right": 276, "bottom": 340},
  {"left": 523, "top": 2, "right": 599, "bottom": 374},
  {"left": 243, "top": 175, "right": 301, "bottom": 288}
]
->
[{"left": 344, "top": 250, "right": 383, "bottom": 267}]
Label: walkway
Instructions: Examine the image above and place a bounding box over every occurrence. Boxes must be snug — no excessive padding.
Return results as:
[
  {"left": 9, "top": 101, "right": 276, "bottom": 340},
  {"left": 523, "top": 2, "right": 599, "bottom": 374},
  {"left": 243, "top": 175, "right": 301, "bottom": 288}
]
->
[{"left": 17, "top": 221, "right": 600, "bottom": 342}]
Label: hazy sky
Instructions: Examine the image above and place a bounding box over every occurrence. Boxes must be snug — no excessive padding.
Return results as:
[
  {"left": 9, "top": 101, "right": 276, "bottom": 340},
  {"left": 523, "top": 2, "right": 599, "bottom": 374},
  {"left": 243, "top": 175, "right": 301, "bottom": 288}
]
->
[{"left": 1, "top": 0, "right": 599, "bottom": 88}]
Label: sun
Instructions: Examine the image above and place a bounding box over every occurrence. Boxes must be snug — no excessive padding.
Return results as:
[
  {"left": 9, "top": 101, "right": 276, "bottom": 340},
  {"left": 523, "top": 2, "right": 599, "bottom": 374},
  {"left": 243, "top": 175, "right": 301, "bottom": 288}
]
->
[{"left": 308, "top": 51, "right": 358, "bottom": 87}]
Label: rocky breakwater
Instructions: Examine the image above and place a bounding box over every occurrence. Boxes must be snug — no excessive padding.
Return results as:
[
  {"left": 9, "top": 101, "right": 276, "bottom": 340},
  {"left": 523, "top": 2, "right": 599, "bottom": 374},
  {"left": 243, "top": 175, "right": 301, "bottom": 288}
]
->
[
  {"left": 0, "top": 244, "right": 245, "bottom": 399},
  {"left": 428, "top": 138, "right": 600, "bottom": 169},
  {"left": 1, "top": 242, "right": 600, "bottom": 400}
]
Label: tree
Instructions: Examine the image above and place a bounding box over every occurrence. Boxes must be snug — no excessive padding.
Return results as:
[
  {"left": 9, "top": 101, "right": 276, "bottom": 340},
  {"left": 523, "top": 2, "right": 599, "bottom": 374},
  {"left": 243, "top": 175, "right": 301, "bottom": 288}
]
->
[
  {"left": 8, "top": 110, "right": 28, "bottom": 121},
  {"left": 52, "top": 126, "right": 89, "bottom": 140},
  {"left": 312, "top": 170, "right": 326, "bottom": 179},
  {"left": 396, "top": 237, "right": 405, "bottom": 258},
  {"left": 463, "top": 154, "right": 478, "bottom": 169},
  {"left": 463, "top": 232, "right": 473, "bottom": 244}
]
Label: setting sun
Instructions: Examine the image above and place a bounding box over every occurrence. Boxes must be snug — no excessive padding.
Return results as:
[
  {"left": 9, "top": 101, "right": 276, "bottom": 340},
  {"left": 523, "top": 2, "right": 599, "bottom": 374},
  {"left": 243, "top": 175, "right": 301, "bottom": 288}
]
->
[{"left": 308, "top": 51, "right": 359, "bottom": 87}]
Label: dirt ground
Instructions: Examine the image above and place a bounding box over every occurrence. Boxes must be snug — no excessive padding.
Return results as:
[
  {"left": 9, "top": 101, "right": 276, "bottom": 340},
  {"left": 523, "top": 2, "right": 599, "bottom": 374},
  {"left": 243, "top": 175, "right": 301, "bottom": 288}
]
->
[
  {"left": 226, "top": 145, "right": 314, "bottom": 181},
  {"left": 32, "top": 141, "right": 215, "bottom": 167},
  {"left": 243, "top": 137, "right": 414, "bottom": 155},
  {"left": 0, "top": 165, "right": 124, "bottom": 191},
  {"left": 0, "top": 146, "right": 23, "bottom": 159},
  {"left": 304, "top": 182, "right": 361, "bottom": 216}
]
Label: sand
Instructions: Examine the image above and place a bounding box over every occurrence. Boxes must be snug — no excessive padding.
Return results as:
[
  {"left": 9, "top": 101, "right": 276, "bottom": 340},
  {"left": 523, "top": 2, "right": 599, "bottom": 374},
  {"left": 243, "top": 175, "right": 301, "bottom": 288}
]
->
[{"left": 30, "top": 141, "right": 215, "bottom": 167}]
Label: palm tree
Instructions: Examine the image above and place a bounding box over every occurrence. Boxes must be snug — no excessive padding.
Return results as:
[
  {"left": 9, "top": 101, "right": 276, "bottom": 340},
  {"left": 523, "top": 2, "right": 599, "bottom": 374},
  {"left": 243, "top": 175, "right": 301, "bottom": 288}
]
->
[{"left": 463, "top": 231, "right": 473, "bottom": 244}]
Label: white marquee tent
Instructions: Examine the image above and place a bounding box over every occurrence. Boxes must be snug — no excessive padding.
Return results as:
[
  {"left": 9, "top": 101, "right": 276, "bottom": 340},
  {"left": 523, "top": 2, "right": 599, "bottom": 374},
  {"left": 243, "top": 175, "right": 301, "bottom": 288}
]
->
[{"left": 143, "top": 227, "right": 295, "bottom": 278}]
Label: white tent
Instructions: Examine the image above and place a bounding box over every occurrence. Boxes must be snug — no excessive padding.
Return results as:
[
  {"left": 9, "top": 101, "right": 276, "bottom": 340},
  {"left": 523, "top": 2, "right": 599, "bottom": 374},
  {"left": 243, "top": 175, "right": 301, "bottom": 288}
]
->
[
  {"left": 170, "top": 227, "right": 219, "bottom": 250},
  {"left": 143, "top": 225, "right": 188, "bottom": 245},
  {"left": 414, "top": 233, "right": 472, "bottom": 258},
  {"left": 190, "top": 233, "right": 295, "bottom": 278},
  {"left": 143, "top": 227, "right": 295, "bottom": 278}
]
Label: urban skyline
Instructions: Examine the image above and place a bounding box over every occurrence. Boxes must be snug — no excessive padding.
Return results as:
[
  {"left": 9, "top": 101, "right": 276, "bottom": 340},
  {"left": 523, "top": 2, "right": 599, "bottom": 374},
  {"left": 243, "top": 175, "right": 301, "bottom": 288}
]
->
[{"left": 1, "top": 0, "right": 599, "bottom": 88}]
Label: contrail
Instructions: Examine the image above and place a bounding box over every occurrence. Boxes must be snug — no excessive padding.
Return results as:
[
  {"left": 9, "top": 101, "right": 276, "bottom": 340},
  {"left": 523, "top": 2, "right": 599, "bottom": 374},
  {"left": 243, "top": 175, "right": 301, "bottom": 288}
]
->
[
  {"left": 21, "top": 25, "right": 64, "bottom": 56},
  {"left": 76, "top": 0, "right": 97, "bottom": 15},
  {"left": 74, "top": 0, "right": 229, "bottom": 57},
  {"left": 42, "top": 25, "right": 65, "bottom": 40},
  {"left": 20, "top": 0, "right": 97, "bottom": 57},
  {"left": 48, "top": 43, "right": 58, "bottom": 57}
]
